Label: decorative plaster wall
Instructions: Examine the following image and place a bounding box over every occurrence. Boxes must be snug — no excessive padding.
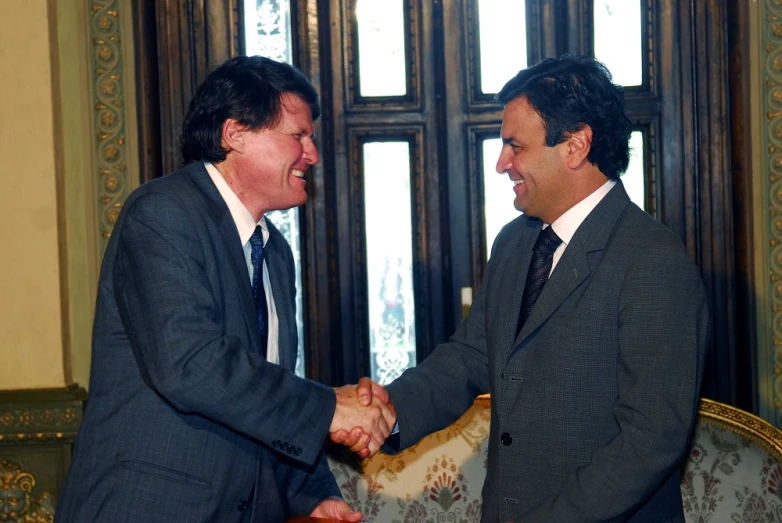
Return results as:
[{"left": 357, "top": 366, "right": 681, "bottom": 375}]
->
[{"left": 0, "top": 0, "right": 65, "bottom": 389}]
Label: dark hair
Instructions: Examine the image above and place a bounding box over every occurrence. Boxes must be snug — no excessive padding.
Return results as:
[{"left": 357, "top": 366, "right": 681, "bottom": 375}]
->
[
  {"left": 180, "top": 55, "right": 321, "bottom": 164},
  {"left": 495, "top": 54, "right": 631, "bottom": 180}
]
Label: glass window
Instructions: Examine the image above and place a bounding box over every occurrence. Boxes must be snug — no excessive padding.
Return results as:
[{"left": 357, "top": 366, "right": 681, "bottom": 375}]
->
[
  {"left": 593, "top": 0, "right": 642, "bottom": 87},
  {"left": 479, "top": 0, "right": 527, "bottom": 94},
  {"left": 243, "top": 0, "right": 305, "bottom": 378},
  {"left": 363, "top": 141, "right": 416, "bottom": 384},
  {"left": 243, "top": 0, "right": 292, "bottom": 62},
  {"left": 482, "top": 137, "right": 520, "bottom": 258},
  {"left": 356, "top": 0, "right": 407, "bottom": 97},
  {"left": 623, "top": 130, "right": 646, "bottom": 210}
]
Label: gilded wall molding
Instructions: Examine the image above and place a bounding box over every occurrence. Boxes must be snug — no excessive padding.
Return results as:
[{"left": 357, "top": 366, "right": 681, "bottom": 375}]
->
[
  {"left": 0, "top": 459, "right": 55, "bottom": 523},
  {"left": 89, "top": 0, "right": 129, "bottom": 251},
  {"left": 0, "top": 387, "right": 86, "bottom": 444},
  {"left": 763, "top": 0, "right": 782, "bottom": 426}
]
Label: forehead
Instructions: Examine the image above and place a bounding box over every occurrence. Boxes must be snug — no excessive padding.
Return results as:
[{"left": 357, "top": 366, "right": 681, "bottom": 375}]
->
[
  {"left": 500, "top": 97, "right": 545, "bottom": 139},
  {"left": 275, "top": 93, "right": 314, "bottom": 129}
]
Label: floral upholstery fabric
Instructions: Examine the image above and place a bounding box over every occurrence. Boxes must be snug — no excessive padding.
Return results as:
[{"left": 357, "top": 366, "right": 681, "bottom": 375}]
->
[
  {"left": 327, "top": 398, "right": 490, "bottom": 523},
  {"left": 681, "top": 419, "right": 782, "bottom": 522},
  {"left": 327, "top": 398, "right": 782, "bottom": 523}
]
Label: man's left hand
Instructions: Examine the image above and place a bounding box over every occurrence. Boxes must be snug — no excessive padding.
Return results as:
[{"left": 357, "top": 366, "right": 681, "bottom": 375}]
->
[{"left": 310, "top": 498, "right": 363, "bottom": 521}]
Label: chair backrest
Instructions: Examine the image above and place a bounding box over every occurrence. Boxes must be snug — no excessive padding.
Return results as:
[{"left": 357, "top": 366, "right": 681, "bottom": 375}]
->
[
  {"left": 326, "top": 396, "right": 490, "bottom": 522},
  {"left": 327, "top": 396, "right": 782, "bottom": 522},
  {"left": 681, "top": 398, "right": 782, "bottom": 522}
]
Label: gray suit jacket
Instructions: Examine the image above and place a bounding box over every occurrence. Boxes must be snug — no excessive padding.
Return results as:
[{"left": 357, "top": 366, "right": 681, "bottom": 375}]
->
[
  {"left": 387, "top": 182, "right": 709, "bottom": 522},
  {"left": 55, "top": 162, "right": 339, "bottom": 523}
]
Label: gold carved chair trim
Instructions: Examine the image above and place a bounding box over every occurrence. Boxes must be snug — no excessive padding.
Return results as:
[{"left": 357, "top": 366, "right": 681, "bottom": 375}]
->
[{"left": 697, "top": 397, "right": 782, "bottom": 462}]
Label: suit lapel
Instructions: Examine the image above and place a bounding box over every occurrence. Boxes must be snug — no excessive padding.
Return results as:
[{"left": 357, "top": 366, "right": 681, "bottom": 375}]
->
[
  {"left": 263, "top": 220, "right": 295, "bottom": 372},
  {"left": 494, "top": 219, "right": 540, "bottom": 360},
  {"left": 510, "top": 181, "right": 632, "bottom": 353},
  {"left": 185, "top": 164, "right": 263, "bottom": 352}
]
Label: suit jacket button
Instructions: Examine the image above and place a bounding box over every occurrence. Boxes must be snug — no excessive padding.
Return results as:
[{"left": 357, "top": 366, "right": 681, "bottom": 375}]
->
[
  {"left": 238, "top": 500, "right": 248, "bottom": 511},
  {"left": 500, "top": 432, "right": 512, "bottom": 445}
]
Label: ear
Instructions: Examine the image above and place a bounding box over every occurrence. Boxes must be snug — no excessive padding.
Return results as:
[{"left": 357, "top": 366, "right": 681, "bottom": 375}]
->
[
  {"left": 563, "top": 125, "right": 593, "bottom": 170},
  {"left": 221, "top": 118, "right": 246, "bottom": 153}
]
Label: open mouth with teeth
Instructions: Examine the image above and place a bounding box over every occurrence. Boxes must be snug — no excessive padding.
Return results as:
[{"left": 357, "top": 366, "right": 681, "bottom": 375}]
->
[
  {"left": 513, "top": 179, "right": 524, "bottom": 185},
  {"left": 291, "top": 169, "right": 305, "bottom": 180}
]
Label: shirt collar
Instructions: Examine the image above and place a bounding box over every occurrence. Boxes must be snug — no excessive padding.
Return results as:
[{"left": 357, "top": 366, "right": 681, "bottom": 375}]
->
[
  {"left": 546, "top": 179, "right": 616, "bottom": 245},
  {"left": 205, "top": 162, "right": 267, "bottom": 246}
]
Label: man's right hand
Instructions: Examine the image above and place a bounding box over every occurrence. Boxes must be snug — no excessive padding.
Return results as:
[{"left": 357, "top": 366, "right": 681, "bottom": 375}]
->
[
  {"left": 330, "top": 377, "right": 394, "bottom": 458},
  {"left": 330, "top": 381, "right": 395, "bottom": 457}
]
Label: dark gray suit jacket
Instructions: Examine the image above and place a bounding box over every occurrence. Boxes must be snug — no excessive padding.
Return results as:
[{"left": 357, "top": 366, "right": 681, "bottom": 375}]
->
[
  {"left": 55, "top": 163, "right": 339, "bottom": 523},
  {"left": 387, "top": 182, "right": 709, "bottom": 522}
]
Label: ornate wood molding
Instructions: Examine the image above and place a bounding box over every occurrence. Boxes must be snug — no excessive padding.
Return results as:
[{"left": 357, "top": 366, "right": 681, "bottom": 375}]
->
[{"left": 761, "top": 0, "right": 782, "bottom": 426}]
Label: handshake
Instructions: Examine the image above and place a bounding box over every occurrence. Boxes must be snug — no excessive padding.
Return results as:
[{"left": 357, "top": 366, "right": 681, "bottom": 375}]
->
[{"left": 329, "top": 377, "right": 394, "bottom": 458}]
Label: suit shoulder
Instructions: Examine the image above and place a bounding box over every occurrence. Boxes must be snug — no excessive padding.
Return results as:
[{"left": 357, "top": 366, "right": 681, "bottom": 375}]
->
[
  {"left": 493, "top": 213, "right": 535, "bottom": 248},
  {"left": 612, "top": 203, "right": 696, "bottom": 268},
  {"left": 124, "top": 165, "right": 204, "bottom": 210}
]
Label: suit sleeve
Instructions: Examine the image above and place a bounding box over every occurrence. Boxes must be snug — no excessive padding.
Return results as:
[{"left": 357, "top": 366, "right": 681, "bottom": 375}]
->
[
  {"left": 520, "top": 240, "right": 710, "bottom": 522},
  {"left": 113, "top": 191, "right": 335, "bottom": 467},
  {"left": 277, "top": 451, "right": 343, "bottom": 517},
  {"left": 385, "top": 240, "right": 494, "bottom": 450}
]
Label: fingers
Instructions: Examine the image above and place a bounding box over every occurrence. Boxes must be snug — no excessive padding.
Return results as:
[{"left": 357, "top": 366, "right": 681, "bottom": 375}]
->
[
  {"left": 356, "top": 376, "right": 391, "bottom": 407},
  {"left": 356, "top": 377, "right": 374, "bottom": 405},
  {"left": 341, "top": 427, "right": 365, "bottom": 448},
  {"left": 331, "top": 384, "right": 397, "bottom": 459},
  {"left": 310, "top": 498, "right": 363, "bottom": 521},
  {"left": 330, "top": 429, "right": 348, "bottom": 444}
]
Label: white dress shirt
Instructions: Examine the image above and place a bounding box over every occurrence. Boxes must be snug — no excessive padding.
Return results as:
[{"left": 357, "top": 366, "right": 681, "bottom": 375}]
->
[
  {"left": 206, "top": 162, "right": 279, "bottom": 364},
  {"left": 546, "top": 179, "right": 617, "bottom": 276}
]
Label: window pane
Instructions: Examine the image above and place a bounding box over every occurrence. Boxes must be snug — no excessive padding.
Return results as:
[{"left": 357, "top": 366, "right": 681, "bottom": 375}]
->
[
  {"left": 479, "top": 0, "right": 527, "bottom": 94},
  {"left": 623, "top": 131, "right": 646, "bottom": 210},
  {"left": 243, "top": 0, "right": 306, "bottom": 378},
  {"left": 363, "top": 142, "right": 416, "bottom": 384},
  {"left": 483, "top": 138, "right": 520, "bottom": 258},
  {"left": 356, "top": 0, "right": 407, "bottom": 97},
  {"left": 593, "top": 0, "right": 642, "bottom": 87},
  {"left": 243, "top": 0, "right": 292, "bottom": 62}
]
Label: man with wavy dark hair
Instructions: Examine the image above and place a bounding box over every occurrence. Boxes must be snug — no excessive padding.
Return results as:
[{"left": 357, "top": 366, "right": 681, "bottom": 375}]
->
[
  {"left": 337, "top": 54, "right": 709, "bottom": 522},
  {"left": 56, "top": 55, "right": 395, "bottom": 523}
]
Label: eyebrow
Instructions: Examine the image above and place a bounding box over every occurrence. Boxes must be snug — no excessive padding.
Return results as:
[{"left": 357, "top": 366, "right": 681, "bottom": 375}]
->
[{"left": 502, "top": 137, "right": 517, "bottom": 145}]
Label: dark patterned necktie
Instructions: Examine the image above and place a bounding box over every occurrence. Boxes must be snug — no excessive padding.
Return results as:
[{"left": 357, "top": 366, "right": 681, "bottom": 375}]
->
[
  {"left": 517, "top": 226, "right": 562, "bottom": 335},
  {"left": 249, "top": 226, "right": 269, "bottom": 357}
]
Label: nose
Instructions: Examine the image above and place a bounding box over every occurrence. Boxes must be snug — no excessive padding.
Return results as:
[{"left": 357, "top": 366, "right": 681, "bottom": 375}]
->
[
  {"left": 496, "top": 146, "right": 511, "bottom": 174},
  {"left": 304, "top": 138, "right": 320, "bottom": 166}
]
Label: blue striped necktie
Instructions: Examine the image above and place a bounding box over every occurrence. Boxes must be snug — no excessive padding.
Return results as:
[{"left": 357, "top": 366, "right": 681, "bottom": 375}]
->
[
  {"left": 517, "top": 226, "right": 562, "bottom": 335},
  {"left": 249, "top": 226, "right": 269, "bottom": 357}
]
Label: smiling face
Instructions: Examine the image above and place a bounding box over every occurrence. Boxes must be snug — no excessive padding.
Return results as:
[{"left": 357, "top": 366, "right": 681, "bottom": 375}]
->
[
  {"left": 221, "top": 93, "right": 319, "bottom": 219},
  {"left": 495, "top": 96, "right": 572, "bottom": 224}
]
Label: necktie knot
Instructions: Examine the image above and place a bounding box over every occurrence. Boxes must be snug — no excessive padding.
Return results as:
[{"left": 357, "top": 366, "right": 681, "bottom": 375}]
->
[
  {"left": 537, "top": 226, "right": 562, "bottom": 256},
  {"left": 517, "top": 226, "right": 563, "bottom": 334},
  {"left": 250, "top": 226, "right": 264, "bottom": 249}
]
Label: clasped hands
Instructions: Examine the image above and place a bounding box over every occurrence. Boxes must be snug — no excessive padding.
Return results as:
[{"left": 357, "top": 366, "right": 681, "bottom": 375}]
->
[{"left": 330, "top": 377, "right": 392, "bottom": 459}]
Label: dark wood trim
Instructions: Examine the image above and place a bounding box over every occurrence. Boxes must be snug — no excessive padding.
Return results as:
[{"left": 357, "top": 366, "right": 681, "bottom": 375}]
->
[
  {"left": 132, "top": 0, "right": 240, "bottom": 180},
  {"left": 726, "top": 0, "right": 759, "bottom": 413}
]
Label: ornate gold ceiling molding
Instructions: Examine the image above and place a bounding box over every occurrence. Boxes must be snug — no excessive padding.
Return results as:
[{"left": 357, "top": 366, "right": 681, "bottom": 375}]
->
[{"left": 89, "top": 0, "right": 128, "bottom": 251}]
